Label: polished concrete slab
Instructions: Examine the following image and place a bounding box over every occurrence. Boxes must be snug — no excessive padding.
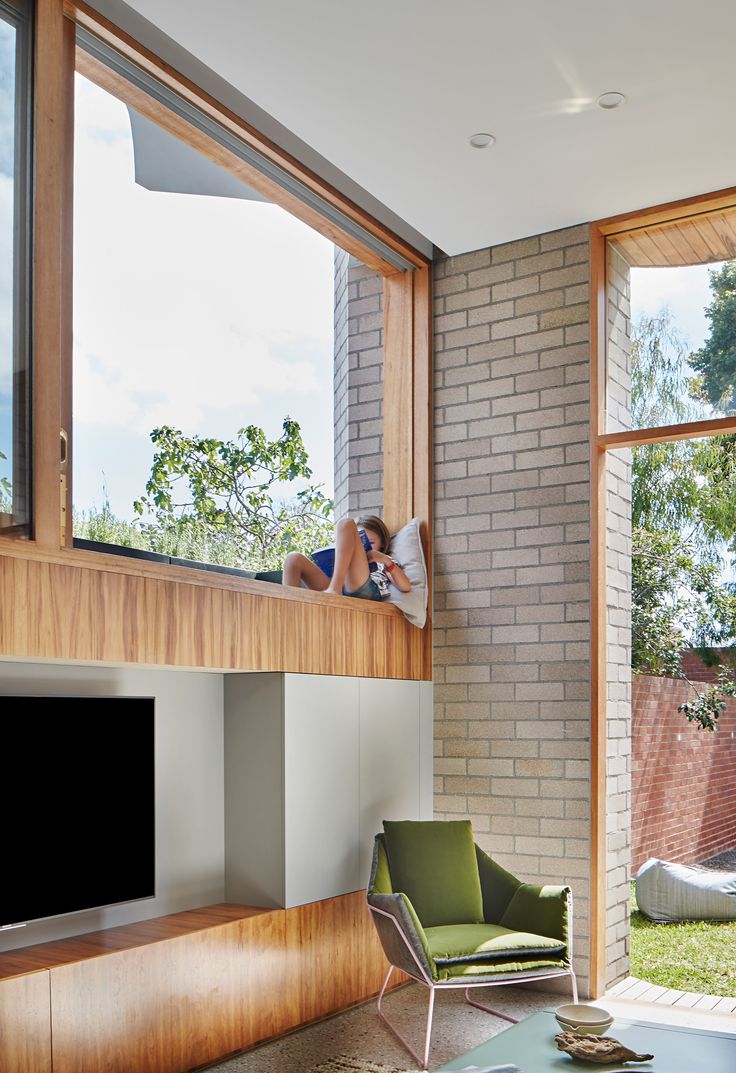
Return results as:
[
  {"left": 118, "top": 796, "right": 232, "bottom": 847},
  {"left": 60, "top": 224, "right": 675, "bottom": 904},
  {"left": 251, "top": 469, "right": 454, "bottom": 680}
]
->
[{"left": 207, "top": 982, "right": 736, "bottom": 1073}]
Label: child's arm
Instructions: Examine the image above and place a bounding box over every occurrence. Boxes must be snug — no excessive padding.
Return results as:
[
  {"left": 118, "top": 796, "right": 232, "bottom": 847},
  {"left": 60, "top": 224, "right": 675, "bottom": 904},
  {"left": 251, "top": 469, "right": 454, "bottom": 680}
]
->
[{"left": 367, "top": 551, "right": 412, "bottom": 593}]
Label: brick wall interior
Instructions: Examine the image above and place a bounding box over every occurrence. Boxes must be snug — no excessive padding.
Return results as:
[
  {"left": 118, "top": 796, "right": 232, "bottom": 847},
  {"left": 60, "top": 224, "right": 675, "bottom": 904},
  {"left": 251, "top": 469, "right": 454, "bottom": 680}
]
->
[
  {"left": 632, "top": 673, "right": 736, "bottom": 871},
  {"left": 335, "top": 226, "right": 640, "bottom": 993},
  {"left": 604, "top": 246, "right": 633, "bottom": 985},
  {"left": 333, "top": 251, "right": 384, "bottom": 519},
  {"left": 432, "top": 224, "right": 595, "bottom": 994}
]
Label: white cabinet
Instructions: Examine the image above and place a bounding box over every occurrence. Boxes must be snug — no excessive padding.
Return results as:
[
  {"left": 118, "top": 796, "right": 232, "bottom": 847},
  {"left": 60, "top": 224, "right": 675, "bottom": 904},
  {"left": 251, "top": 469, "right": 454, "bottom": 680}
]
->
[
  {"left": 224, "top": 672, "right": 431, "bottom": 909},
  {"left": 283, "top": 674, "right": 360, "bottom": 906},
  {"left": 359, "top": 678, "right": 421, "bottom": 884}
]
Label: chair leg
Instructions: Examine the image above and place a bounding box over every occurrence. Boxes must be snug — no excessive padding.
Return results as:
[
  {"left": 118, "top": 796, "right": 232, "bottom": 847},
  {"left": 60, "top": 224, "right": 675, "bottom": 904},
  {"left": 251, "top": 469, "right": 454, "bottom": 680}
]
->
[
  {"left": 570, "top": 969, "right": 579, "bottom": 1003},
  {"left": 463, "top": 988, "right": 519, "bottom": 1024},
  {"left": 376, "top": 966, "right": 436, "bottom": 1070},
  {"left": 421, "top": 987, "right": 436, "bottom": 1070}
]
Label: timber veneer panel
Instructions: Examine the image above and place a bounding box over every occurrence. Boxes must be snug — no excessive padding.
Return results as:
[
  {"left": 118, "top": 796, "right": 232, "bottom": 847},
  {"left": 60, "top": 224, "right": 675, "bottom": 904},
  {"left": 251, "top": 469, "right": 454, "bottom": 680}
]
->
[
  {"left": 285, "top": 892, "right": 404, "bottom": 1026},
  {"left": 0, "top": 971, "right": 51, "bottom": 1073},
  {"left": 0, "top": 548, "right": 429, "bottom": 679},
  {"left": 50, "top": 907, "right": 288, "bottom": 1073},
  {"left": 0, "top": 898, "right": 399, "bottom": 1073}
]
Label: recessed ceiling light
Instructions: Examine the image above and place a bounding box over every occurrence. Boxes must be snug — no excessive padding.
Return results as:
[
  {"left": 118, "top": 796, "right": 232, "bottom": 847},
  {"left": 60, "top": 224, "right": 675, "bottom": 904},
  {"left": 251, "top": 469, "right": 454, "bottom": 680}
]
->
[
  {"left": 469, "top": 132, "right": 496, "bottom": 149},
  {"left": 597, "top": 91, "right": 626, "bottom": 110}
]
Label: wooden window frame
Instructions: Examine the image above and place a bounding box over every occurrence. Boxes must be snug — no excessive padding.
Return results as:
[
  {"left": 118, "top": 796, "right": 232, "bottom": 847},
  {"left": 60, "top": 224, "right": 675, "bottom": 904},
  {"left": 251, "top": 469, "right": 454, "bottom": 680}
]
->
[
  {"left": 0, "top": 0, "right": 33, "bottom": 534},
  {"left": 0, "top": 0, "right": 432, "bottom": 677},
  {"left": 589, "top": 185, "right": 736, "bottom": 995}
]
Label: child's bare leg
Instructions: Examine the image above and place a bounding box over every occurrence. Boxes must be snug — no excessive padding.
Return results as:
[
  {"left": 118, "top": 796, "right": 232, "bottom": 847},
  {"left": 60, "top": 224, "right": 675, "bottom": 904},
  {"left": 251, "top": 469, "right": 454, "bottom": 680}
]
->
[
  {"left": 326, "top": 518, "right": 370, "bottom": 595},
  {"left": 283, "top": 552, "right": 330, "bottom": 590}
]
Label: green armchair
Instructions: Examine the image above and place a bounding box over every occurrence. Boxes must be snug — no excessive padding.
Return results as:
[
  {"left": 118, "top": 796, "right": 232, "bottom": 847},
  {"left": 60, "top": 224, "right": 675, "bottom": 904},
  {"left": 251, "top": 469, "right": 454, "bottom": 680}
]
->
[{"left": 367, "top": 820, "right": 577, "bottom": 1068}]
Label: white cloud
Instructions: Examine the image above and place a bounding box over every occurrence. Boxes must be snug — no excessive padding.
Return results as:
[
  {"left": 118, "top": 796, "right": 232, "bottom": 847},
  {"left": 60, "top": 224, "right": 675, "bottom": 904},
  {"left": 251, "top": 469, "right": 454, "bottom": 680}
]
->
[{"left": 73, "top": 75, "right": 336, "bottom": 506}]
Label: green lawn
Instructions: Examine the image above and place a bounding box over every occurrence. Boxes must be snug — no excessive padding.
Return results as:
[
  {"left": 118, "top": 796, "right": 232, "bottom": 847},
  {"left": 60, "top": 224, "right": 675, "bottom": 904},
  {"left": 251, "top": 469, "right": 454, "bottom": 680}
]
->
[{"left": 630, "top": 883, "right": 736, "bottom": 997}]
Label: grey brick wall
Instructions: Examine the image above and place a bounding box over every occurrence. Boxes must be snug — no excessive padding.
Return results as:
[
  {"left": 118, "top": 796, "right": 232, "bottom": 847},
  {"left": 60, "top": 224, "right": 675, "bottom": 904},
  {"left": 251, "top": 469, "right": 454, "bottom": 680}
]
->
[
  {"left": 433, "top": 225, "right": 594, "bottom": 995},
  {"left": 333, "top": 251, "right": 384, "bottom": 519},
  {"left": 333, "top": 226, "right": 633, "bottom": 994},
  {"left": 605, "top": 246, "right": 633, "bottom": 985},
  {"left": 606, "top": 246, "right": 632, "bottom": 435}
]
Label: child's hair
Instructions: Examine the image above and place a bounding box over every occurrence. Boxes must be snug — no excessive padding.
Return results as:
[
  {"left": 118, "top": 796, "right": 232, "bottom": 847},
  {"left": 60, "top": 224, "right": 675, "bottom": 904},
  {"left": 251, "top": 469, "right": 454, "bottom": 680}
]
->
[{"left": 357, "top": 514, "right": 391, "bottom": 553}]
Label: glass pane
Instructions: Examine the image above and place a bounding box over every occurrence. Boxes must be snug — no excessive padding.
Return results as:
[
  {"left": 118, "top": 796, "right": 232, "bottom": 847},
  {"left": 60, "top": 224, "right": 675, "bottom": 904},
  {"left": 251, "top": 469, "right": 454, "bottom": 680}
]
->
[
  {"left": 606, "top": 234, "right": 736, "bottom": 433},
  {"left": 0, "top": 1, "right": 29, "bottom": 532},
  {"left": 0, "top": 16, "right": 16, "bottom": 521},
  {"left": 73, "top": 73, "right": 339, "bottom": 572},
  {"left": 612, "top": 435, "right": 736, "bottom": 732}
]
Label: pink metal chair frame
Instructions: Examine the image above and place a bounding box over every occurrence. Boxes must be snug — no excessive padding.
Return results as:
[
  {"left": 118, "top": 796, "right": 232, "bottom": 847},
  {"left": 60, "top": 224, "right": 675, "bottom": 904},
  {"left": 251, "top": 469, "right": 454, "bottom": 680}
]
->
[{"left": 369, "top": 894, "right": 578, "bottom": 1069}]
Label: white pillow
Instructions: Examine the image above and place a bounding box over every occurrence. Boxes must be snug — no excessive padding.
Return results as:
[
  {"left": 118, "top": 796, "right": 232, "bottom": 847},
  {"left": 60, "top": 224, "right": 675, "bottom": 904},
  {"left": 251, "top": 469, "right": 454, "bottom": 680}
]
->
[{"left": 384, "top": 517, "right": 428, "bottom": 628}]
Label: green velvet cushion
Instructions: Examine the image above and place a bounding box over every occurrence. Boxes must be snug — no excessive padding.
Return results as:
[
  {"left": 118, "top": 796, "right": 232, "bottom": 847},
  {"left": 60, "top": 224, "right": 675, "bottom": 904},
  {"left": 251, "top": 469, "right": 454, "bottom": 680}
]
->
[
  {"left": 425, "top": 922, "right": 566, "bottom": 965},
  {"left": 432, "top": 954, "right": 568, "bottom": 982},
  {"left": 500, "top": 883, "right": 570, "bottom": 944},
  {"left": 475, "top": 845, "right": 521, "bottom": 924},
  {"left": 382, "top": 820, "right": 484, "bottom": 927},
  {"left": 369, "top": 835, "right": 394, "bottom": 896}
]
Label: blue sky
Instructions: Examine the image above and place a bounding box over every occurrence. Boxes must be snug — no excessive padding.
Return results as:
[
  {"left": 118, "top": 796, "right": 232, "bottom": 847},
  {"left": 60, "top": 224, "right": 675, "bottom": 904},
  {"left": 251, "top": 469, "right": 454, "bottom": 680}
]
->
[
  {"left": 631, "top": 263, "right": 718, "bottom": 354},
  {"left": 73, "top": 74, "right": 335, "bottom": 519}
]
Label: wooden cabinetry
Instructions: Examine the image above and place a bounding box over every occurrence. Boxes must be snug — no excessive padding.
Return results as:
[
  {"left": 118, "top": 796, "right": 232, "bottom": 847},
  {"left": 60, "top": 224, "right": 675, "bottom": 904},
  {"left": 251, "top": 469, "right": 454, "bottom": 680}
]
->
[
  {"left": 0, "top": 970, "right": 51, "bottom": 1073},
  {"left": 0, "top": 897, "right": 400, "bottom": 1073}
]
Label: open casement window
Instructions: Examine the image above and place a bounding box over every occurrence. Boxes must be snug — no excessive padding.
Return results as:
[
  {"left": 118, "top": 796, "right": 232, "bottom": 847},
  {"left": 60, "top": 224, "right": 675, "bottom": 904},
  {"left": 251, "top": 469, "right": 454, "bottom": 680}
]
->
[
  {"left": 69, "top": 27, "right": 429, "bottom": 570},
  {"left": 6, "top": 1, "right": 431, "bottom": 679},
  {"left": 0, "top": 0, "right": 31, "bottom": 535},
  {"left": 28, "top": 0, "right": 433, "bottom": 562}
]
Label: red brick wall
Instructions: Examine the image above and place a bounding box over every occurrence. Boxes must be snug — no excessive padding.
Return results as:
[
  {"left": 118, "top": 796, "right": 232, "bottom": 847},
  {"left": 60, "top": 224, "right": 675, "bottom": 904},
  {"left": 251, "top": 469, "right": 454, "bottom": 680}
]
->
[
  {"left": 631, "top": 670, "right": 736, "bottom": 873},
  {"left": 679, "top": 648, "right": 732, "bottom": 684}
]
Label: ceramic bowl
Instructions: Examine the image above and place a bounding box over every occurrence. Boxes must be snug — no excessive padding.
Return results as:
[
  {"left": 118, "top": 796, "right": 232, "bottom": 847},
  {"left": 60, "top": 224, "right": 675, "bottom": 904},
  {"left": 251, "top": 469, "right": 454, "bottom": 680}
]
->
[{"left": 555, "top": 1003, "right": 614, "bottom": 1035}]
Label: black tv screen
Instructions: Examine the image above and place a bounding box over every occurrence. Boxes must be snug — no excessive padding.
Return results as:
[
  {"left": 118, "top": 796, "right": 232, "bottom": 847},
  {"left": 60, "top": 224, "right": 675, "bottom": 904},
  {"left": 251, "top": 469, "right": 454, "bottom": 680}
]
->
[{"left": 0, "top": 695, "right": 155, "bottom": 927}]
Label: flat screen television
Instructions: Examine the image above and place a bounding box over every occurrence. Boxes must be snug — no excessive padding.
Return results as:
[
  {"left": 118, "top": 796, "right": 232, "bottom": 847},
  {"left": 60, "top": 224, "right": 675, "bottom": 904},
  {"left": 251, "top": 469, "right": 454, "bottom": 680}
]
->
[{"left": 0, "top": 695, "right": 155, "bottom": 928}]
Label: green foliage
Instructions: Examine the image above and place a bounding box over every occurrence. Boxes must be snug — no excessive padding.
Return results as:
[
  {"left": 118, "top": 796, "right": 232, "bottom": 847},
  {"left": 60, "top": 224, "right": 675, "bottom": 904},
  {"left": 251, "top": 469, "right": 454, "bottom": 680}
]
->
[
  {"left": 632, "top": 309, "right": 701, "bottom": 428},
  {"left": 0, "top": 448, "right": 11, "bottom": 504},
  {"left": 678, "top": 666, "right": 736, "bottom": 732},
  {"left": 631, "top": 307, "right": 736, "bottom": 729},
  {"left": 75, "top": 419, "right": 334, "bottom": 572},
  {"left": 630, "top": 882, "right": 736, "bottom": 996},
  {"left": 74, "top": 496, "right": 147, "bottom": 549},
  {"left": 690, "top": 260, "right": 736, "bottom": 414},
  {"left": 131, "top": 418, "right": 334, "bottom": 570}
]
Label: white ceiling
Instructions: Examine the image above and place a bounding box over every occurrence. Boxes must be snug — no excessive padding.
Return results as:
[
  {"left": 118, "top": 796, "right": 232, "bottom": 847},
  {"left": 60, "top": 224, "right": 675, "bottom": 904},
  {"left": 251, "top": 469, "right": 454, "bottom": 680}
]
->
[{"left": 126, "top": 0, "right": 736, "bottom": 256}]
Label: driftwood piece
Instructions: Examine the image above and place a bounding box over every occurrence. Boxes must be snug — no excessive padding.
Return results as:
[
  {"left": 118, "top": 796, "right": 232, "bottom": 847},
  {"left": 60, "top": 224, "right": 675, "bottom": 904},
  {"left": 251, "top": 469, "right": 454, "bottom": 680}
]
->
[{"left": 554, "top": 1031, "right": 654, "bottom": 1064}]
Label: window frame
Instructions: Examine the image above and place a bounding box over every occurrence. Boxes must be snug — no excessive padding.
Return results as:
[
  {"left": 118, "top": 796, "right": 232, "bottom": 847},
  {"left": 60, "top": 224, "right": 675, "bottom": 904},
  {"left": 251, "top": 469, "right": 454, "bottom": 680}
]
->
[
  {"left": 0, "top": 0, "right": 33, "bottom": 534},
  {"left": 0, "top": 0, "right": 431, "bottom": 681},
  {"left": 17, "top": 0, "right": 432, "bottom": 587},
  {"left": 589, "top": 185, "right": 736, "bottom": 995}
]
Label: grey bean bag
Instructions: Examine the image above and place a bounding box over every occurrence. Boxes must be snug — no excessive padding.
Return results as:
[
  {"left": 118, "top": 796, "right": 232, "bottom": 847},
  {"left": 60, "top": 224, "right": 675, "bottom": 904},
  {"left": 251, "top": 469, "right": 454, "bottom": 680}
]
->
[{"left": 636, "top": 857, "right": 736, "bottom": 922}]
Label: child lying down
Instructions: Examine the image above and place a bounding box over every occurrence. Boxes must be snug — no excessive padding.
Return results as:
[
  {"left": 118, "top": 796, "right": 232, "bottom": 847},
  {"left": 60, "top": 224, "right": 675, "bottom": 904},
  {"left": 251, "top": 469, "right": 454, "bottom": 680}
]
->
[{"left": 282, "top": 515, "right": 411, "bottom": 602}]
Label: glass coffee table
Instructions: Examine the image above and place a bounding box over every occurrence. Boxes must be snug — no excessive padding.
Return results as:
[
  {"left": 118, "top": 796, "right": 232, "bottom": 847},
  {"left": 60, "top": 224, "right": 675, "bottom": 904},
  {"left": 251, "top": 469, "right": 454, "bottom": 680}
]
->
[{"left": 439, "top": 1009, "right": 736, "bottom": 1073}]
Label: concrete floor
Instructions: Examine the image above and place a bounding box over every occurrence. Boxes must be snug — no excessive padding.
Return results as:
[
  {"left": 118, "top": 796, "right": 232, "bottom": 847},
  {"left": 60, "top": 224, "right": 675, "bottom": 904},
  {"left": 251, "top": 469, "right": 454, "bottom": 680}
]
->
[
  {"left": 205, "top": 981, "right": 736, "bottom": 1073},
  {"left": 207, "top": 985, "right": 549, "bottom": 1073}
]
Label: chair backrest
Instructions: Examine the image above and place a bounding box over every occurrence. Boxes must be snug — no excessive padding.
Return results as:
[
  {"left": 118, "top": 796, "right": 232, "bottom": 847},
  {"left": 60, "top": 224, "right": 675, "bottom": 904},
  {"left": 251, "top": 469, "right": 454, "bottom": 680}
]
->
[{"left": 381, "top": 819, "right": 484, "bottom": 927}]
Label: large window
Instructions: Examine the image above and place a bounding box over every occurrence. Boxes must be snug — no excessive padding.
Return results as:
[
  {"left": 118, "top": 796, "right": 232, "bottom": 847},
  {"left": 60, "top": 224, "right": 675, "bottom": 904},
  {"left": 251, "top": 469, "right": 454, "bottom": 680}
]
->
[
  {"left": 0, "top": 0, "right": 31, "bottom": 532},
  {"left": 590, "top": 194, "right": 736, "bottom": 994},
  {"left": 72, "top": 68, "right": 341, "bottom": 573},
  {"left": 4, "top": 5, "right": 429, "bottom": 586}
]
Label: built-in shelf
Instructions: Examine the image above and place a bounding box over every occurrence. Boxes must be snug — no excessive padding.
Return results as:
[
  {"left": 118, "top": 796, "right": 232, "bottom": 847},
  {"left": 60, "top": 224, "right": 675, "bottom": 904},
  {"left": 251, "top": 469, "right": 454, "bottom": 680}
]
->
[{"left": 0, "top": 896, "right": 403, "bottom": 1073}]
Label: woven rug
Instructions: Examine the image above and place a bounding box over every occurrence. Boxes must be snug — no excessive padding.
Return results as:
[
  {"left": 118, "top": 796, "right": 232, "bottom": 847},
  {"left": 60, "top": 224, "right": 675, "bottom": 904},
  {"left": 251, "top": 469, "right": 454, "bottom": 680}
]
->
[{"left": 310, "top": 1056, "right": 420, "bottom": 1073}]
